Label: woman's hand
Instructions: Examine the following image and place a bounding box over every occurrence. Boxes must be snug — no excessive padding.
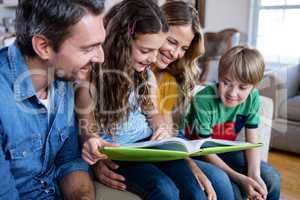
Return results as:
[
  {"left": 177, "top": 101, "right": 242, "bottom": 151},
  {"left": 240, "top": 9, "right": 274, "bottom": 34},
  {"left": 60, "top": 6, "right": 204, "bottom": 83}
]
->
[
  {"left": 82, "top": 134, "right": 119, "bottom": 165},
  {"left": 186, "top": 158, "right": 217, "bottom": 200}
]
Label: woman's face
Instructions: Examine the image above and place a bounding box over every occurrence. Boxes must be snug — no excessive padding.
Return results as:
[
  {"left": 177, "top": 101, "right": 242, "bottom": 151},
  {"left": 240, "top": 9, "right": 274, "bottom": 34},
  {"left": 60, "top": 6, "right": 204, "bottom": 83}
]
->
[
  {"left": 131, "top": 32, "right": 167, "bottom": 72},
  {"left": 155, "top": 25, "right": 195, "bottom": 69}
]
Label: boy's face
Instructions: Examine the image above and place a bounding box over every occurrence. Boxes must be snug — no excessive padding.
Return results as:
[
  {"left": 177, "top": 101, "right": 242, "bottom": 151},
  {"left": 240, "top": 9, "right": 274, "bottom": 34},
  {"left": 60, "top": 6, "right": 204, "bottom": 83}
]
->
[{"left": 218, "top": 75, "right": 254, "bottom": 107}]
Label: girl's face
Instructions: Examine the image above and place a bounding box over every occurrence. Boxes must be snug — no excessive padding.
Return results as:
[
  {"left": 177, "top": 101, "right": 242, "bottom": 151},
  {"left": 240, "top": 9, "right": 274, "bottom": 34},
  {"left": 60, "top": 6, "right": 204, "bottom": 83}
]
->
[
  {"left": 131, "top": 32, "right": 167, "bottom": 72},
  {"left": 155, "top": 25, "right": 194, "bottom": 69}
]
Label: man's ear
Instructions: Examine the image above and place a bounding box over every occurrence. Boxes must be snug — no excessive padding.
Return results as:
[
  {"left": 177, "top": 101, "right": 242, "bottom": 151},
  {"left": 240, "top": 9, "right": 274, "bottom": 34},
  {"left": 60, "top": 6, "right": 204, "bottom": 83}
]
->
[{"left": 31, "top": 35, "right": 53, "bottom": 60}]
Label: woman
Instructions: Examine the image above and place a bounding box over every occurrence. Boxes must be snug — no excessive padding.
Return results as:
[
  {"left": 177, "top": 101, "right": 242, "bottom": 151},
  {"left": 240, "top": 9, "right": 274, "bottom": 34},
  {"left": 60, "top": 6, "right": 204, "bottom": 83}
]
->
[
  {"left": 76, "top": 0, "right": 209, "bottom": 199},
  {"left": 151, "top": 1, "right": 235, "bottom": 200}
]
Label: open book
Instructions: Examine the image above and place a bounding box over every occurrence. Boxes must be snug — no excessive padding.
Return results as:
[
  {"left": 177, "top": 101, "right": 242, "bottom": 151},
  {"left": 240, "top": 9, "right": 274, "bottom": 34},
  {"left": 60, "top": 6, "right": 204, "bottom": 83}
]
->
[{"left": 101, "top": 137, "right": 262, "bottom": 162}]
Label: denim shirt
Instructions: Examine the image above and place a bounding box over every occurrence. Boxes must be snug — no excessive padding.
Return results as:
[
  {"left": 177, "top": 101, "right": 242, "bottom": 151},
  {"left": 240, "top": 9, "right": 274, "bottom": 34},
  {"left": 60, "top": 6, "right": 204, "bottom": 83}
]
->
[{"left": 0, "top": 43, "right": 89, "bottom": 199}]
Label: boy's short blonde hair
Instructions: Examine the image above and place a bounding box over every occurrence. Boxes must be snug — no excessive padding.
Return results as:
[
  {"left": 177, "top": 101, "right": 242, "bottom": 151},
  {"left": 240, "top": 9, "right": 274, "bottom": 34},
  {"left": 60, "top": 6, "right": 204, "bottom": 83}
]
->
[{"left": 218, "top": 45, "right": 265, "bottom": 85}]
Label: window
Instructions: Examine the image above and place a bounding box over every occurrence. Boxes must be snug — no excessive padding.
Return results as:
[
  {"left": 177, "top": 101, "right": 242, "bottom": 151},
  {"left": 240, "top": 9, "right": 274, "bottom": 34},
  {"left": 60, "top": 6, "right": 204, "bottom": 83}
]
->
[{"left": 253, "top": 0, "right": 300, "bottom": 65}]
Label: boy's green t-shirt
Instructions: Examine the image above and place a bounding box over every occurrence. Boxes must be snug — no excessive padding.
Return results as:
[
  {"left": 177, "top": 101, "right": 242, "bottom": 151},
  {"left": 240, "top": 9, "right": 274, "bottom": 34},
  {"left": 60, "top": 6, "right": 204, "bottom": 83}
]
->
[{"left": 182, "top": 84, "right": 260, "bottom": 141}]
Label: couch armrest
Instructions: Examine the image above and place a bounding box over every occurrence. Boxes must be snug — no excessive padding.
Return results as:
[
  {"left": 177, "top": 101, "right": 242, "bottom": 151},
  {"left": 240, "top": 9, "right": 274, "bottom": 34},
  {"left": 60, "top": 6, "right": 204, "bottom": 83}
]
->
[{"left": 259, "top": 64, "right": 300, "bottom": 119}]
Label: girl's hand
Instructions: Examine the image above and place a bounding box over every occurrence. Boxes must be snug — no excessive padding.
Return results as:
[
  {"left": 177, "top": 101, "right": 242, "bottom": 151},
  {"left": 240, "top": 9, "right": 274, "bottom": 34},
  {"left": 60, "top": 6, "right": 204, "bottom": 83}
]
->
[
  {"left": 82, "top": 134, "right": 119, "bottom": 165},
  {"left": 150, "top": 126, "right": 173, "bottom": 141},
  {"left": 187, "top": 158, "right": 217, "bottom": 200}
]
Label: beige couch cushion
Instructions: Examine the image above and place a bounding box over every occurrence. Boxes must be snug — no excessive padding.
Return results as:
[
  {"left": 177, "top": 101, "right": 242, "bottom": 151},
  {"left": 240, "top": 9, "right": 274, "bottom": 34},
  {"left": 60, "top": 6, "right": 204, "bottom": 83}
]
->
[
  {"left": 95, "top": 181, "right": 141, "bottom": 200},
  {"left": 285, "top": 65, "right": 300, "bottom": 98}
]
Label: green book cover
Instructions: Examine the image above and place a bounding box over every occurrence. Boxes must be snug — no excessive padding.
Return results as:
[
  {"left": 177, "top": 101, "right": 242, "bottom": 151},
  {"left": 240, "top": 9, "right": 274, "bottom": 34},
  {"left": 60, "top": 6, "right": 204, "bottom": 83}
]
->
[{"left": 101, "top": 137, "right": 263, "bottom": 162}]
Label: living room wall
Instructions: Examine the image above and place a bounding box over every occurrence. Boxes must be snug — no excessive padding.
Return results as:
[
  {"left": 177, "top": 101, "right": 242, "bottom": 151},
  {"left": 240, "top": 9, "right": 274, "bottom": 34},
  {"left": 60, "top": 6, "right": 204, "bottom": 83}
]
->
[
  {"left": 204, "top": 0, "right": 254, "bottom": 43},
  {"left": 0, "top": 5, "right": 15, "bottom": 25},
  {"left": 105, "top": 0, "right": 253, "bottom": 43},
  {"left": 105, "top": 0, "right": 171, "bottom": 11},
  {"left": 0, "top": 0, "right": 254, "bottom": 44}
]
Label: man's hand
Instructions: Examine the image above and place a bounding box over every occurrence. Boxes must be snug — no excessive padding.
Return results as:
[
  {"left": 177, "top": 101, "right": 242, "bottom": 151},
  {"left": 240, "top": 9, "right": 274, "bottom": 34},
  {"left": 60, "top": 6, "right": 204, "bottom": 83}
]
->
[
  {"left": 92, "top": 160, "right": 126, "bottom": 190},
  {"left": 82, "top": 135, "right": 119, "bottom": 165}
]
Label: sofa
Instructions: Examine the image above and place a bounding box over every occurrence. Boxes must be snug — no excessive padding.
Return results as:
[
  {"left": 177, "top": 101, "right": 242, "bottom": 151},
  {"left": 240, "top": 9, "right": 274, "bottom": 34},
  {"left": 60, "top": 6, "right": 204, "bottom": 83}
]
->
[
  {"left": 259, "top": 64, "right": 300, "bottom": 154},
  {"left": 94, "top": 95, "right": 274, "bottom": 200}
]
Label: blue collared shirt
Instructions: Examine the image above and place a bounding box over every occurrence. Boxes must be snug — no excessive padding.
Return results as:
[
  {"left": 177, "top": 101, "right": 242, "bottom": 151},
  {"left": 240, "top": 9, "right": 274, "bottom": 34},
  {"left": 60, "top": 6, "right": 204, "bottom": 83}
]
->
[{"left": 0, "top": 43, "right": 89, "bottom": 199}]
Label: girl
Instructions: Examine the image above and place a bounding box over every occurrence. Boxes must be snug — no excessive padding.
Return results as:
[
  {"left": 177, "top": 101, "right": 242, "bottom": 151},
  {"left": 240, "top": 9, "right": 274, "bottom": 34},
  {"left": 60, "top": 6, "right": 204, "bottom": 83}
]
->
[{"left": 76, "top": 0, "right": 209, "bottom": 199}]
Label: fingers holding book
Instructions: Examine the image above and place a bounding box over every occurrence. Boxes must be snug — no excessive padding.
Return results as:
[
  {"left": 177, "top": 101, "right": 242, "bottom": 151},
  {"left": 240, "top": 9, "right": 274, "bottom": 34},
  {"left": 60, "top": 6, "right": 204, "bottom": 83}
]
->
[{"left": 82, "top": 134, "right": 119, "bottom": 165}]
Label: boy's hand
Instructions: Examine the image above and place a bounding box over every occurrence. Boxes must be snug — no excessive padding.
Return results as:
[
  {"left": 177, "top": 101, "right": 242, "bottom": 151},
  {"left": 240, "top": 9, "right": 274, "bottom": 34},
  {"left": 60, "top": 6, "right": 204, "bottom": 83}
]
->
[
  {"left": 239, "top": 175, "right": 265, "bottom": 200},
  {"left": 82, "top": 135, "right": 119, "bottom": 165},
  {"left": 249, "top": 174, "right": 268, "bottom": 199},
  {"left": 92, "top": 160, "right": 126, "bottom": 191},
  {"left": 186, "top": 158, "right": 217, "bottom": 200}
]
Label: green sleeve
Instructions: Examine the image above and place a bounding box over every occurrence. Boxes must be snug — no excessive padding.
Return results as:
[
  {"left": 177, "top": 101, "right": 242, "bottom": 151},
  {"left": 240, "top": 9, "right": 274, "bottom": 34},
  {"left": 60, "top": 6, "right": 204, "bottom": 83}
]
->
[
  {"left": 183, "top": 93, "right": 213, "bottom": 138},
  {"left": 245, "top": 89, "right": 260, "bottom": 128}
]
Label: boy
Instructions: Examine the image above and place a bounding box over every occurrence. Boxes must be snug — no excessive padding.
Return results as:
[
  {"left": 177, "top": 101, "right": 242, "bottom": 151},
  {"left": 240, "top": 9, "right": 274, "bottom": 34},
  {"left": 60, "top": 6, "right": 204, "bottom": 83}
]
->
[{"left": 182, "top": 46, "right": 281, "bottom": 200}]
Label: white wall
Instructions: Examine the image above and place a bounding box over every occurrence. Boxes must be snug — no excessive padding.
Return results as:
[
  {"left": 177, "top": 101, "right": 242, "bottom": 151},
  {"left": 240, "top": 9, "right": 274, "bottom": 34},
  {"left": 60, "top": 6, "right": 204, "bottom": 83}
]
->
[
  {"left": 204, "top": 0, "right": 253, "bottom": 43},
  {"left": 0, "top": 6, "right": 15, "bottom": 25},
  {"left": 0, "top": 0, "right": 254, "bottom": 43},
  {"left": 105, "top": 0, "right": 253, "bottom": 43},
  {"left": 104, "top": 0, "right": 120, "bottom": 12},
  {"left": 105, "top": 0, "right": 167, "bottom": 12}
]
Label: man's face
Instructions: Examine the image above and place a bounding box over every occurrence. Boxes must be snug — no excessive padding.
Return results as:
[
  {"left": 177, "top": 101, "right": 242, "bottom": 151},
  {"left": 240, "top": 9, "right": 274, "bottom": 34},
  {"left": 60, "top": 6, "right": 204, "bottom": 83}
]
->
[
  {"left": 218, "top": 75, "right": 254, "bottom": 107},
  {"left": 50, "top": 13, "right": 106, "bottom": 81}
]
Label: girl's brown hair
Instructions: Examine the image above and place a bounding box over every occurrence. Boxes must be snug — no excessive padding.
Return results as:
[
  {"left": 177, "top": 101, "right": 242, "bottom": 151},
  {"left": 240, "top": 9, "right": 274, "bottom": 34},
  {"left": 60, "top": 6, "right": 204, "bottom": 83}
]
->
[{"left": 93, "top": 0, "right": 168, "bottom": 132}]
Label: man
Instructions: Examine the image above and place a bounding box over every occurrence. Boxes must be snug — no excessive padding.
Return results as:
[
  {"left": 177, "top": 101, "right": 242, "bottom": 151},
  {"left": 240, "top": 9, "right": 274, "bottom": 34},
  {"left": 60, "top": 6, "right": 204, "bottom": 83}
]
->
[{"left": 0, "top": 0, "right": 106, "bottom": 199}]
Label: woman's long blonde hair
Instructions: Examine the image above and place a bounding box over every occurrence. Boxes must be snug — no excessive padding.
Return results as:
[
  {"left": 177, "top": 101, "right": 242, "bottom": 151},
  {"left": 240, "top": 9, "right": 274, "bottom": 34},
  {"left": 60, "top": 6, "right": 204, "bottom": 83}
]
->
[{"left": 161, "top": 1, "right": 205, "bottom": 113}]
